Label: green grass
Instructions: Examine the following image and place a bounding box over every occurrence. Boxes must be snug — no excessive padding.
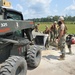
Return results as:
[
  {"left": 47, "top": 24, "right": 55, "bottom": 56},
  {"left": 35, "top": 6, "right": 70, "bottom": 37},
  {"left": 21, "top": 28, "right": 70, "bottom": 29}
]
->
[
  {"left": 36, "top": 22, "right": 75, "bottom": 34},
  {"left": 36, "top": 22, "right": 52, "bottom": 31},
  {"left": 66, "top": 23, "right": 75, "bottom": 34}
]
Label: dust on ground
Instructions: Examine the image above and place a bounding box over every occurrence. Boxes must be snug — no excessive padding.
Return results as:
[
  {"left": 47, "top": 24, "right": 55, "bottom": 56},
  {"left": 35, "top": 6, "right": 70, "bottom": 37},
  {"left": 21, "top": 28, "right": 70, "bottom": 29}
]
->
[{"left": 27, "top": 45, "right": 75, "bottom": 75}]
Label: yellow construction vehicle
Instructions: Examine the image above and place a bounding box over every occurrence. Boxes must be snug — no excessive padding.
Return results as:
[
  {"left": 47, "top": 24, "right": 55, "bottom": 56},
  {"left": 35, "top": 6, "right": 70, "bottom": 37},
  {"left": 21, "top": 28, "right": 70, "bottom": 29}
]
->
[{"left": 0, "top": 0, "right": 11, "bottom": 7}]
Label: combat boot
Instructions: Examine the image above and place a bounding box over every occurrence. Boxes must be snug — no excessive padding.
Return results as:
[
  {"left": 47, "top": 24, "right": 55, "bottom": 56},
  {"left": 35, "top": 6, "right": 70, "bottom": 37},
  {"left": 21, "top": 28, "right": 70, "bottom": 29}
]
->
[
  {"left": 58, "top": 53, "right": 65, "bottom": 60},
  {"left": 68, "top": 48, "right": 72, "bottom": 54}
]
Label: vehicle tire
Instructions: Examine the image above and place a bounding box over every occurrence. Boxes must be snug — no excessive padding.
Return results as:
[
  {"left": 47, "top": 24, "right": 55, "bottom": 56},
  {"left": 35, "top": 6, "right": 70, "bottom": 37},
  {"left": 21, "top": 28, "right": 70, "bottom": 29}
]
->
[
  {"left": 0, "top": 56, "right": 27, "bottom": 75},
  {"left": 26, "top": 45, "right": 41, "bottom": 68}
]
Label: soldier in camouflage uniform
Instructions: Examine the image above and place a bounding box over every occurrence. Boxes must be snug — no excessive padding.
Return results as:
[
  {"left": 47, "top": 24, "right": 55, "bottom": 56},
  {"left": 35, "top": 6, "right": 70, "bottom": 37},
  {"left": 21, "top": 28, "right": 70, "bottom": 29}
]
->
[
  {"left": 50, "top": 21, "right": 57, "bottom": 43},
  {"left": 35, "top": 24, "right": 40, "bottom": 32},
  {"left": 66, "top": 34, "right": 72, "bottom": 54},
  {"left": 58, "top": 16, "right": 66, "bottom": 60}
]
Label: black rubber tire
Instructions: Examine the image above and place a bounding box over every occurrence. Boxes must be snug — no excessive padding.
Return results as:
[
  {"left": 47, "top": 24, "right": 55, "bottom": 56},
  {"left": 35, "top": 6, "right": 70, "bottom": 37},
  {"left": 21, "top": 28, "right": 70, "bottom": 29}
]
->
[
  {"left": 0, "top": 56, "right": 27, "bottom": 75},
  {"left": 26, "top": 45, "right": 41, "bottom": 68}
]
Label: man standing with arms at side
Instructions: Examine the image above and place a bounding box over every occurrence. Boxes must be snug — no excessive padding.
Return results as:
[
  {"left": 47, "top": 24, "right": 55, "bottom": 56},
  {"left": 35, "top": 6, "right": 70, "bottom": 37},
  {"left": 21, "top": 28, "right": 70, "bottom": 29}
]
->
[{"left": 58, "top": 16, "right": 66, "bottom": 60}]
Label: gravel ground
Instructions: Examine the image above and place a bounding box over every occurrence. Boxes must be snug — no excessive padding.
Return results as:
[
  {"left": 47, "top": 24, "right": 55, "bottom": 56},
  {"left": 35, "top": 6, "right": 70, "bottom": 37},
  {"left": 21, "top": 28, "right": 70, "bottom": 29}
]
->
[{"left": 27, "top": 45, "right": 75, "bottom": 75}]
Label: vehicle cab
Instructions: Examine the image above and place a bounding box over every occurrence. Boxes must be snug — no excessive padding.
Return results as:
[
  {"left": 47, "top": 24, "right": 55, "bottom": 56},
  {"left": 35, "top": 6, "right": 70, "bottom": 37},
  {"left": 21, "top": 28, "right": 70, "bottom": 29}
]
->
[{"left": 0, "top": 6, "right": 23, "bottom": 20}]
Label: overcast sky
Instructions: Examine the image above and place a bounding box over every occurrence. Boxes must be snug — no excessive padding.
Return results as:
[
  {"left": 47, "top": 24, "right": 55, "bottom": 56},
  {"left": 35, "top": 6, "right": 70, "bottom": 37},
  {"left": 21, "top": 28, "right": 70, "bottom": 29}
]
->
[{"left": 9, "top": 0, "right": 75, "bottom": 19}]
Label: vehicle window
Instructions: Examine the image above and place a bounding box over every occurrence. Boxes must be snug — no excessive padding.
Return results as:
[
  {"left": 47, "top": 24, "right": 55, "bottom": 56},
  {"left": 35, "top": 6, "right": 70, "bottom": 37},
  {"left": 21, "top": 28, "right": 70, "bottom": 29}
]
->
[{"left": 7, "top": 11, "right": 22, "bottom": 20}]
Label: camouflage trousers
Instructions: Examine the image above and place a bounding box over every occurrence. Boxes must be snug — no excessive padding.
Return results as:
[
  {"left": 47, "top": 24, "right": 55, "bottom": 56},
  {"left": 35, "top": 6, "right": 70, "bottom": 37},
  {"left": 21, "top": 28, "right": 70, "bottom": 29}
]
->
[
  {"left": 58, "top": 36, "right": 66, "bottom": 56},
  {"left": 66, "top": 41, "right": 71, "bottom": 48},
  {"left": 66, "top": 40, "right": 72, "bottom": 54}
]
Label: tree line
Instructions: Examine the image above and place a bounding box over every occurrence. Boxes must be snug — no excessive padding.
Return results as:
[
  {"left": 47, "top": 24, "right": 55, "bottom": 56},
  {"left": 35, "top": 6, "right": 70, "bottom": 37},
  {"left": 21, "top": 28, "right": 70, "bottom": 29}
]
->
[{"left": 27, "top": 16, "right": 75, "bottom": 22}]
